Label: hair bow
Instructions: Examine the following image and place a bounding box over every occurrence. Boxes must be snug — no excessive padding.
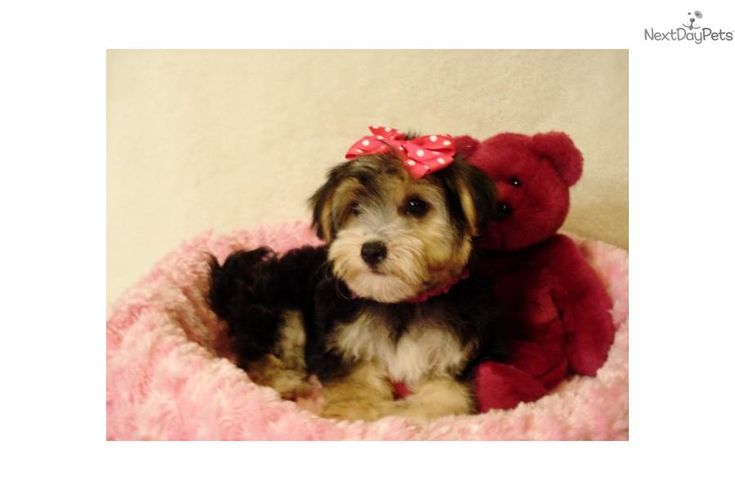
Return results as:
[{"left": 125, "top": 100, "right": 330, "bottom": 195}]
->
[{"left": 345, "top": 126, "right": 457, "bottom": 179}]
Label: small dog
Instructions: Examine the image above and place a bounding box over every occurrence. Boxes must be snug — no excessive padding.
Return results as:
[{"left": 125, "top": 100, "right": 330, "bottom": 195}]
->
[{"left": 209, "top": 134, "right": 508, "bottom": 422}]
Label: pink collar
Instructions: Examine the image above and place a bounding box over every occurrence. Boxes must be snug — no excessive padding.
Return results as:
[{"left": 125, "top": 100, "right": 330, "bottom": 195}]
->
[{"left": 404, "top": 269, "right": 469, "bottom": 304}]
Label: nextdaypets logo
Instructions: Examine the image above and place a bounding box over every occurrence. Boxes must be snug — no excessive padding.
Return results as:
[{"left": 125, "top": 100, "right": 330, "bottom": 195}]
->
[{"left": 645, "top": 10, "right": 734, "bottom": 44}]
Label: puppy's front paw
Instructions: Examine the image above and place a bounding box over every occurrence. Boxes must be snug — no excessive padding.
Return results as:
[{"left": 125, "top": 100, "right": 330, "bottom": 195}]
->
[
  {"left": 383, "top": 395, "right": 475, "bottom": 424},
  {"left": 383, "top": 401, "right": 438, "bottom": 424},
  {"left": 295, "top": 377, "right": 324, "bottom": 414},
  {"left": 320, "top": 400, "right": 391, "bottom": 422}
]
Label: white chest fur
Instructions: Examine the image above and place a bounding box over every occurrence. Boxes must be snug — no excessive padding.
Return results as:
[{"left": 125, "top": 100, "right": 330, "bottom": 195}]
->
[{"left": 331, "top": 310, "right": 472, "bottom": 386}]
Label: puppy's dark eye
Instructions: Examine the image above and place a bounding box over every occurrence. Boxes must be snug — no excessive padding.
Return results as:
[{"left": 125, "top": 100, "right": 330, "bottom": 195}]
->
[
  {"left": 510, "top": 177, "right": 522, "bottom": 187},
  {"left": 350, "top": 202, "right": 361, "bottom": 216},
  {"left": 404, "top": 197, "right": 429, "bottom": 218}
]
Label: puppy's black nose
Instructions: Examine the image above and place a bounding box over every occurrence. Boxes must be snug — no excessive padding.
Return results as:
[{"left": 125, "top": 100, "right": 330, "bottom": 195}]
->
[{"left": 361, "top": 241, "right": 387, "bottom": 266}]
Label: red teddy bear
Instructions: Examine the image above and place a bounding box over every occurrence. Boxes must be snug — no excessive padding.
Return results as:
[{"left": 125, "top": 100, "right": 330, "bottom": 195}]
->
[{"left": 455, "top": 131, "right": 616, "bottom": 411}]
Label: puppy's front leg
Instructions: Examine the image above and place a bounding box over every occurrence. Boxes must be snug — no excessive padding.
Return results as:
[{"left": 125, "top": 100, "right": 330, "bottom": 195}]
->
[
  {"left": 391, "top": 377, "right": 475, "bottom": 423},
  {"left": 320, "top": 362, "right": 394, "bottom": 421}
]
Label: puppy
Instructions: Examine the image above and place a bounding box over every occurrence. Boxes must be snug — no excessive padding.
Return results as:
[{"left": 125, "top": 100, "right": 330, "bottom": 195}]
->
[{"left": 209, "top": 150, "right": 508, "bottom": 422}]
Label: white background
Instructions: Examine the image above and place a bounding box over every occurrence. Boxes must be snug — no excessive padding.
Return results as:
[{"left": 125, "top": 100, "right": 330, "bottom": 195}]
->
[{"left": 1, "top": 0, "right": 734, "bottom": 489}]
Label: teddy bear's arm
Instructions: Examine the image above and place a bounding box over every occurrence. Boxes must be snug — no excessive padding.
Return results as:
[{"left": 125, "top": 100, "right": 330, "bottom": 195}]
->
[
  {"left": 549, "top": 235, "right": 616, "bottom": 376},
  {"left": 473, "top": 361, "right": 550, "bottom": 411}
]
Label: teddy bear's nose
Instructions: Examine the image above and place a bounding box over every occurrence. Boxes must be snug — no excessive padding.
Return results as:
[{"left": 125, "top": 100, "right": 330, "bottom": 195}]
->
[{"left": 496, "top": 202, "right": 513, "bottom": 219}]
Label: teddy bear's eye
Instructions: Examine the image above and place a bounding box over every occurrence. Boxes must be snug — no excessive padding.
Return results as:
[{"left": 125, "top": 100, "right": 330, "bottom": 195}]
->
[{"left": 510, "top": 177, "right": 522, "bottom": 187}]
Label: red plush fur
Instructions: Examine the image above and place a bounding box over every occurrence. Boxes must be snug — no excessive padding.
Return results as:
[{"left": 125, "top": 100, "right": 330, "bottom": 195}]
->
[{"left": 459, "top": 132, "right": 616, "bottom": 411}]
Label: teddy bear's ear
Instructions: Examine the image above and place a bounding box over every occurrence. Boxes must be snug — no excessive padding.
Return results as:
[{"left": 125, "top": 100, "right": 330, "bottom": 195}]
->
[
  {"left": 530, "top": 132, "right": 583, "bottom": 186},
  {"left": 453, "top": 135, "right": 480, "bottom": 159}
]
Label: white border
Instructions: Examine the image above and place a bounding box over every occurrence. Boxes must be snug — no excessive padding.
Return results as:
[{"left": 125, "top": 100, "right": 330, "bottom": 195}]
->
[{"left": 2, "top": 0, "right": 735, "bottom": 488}]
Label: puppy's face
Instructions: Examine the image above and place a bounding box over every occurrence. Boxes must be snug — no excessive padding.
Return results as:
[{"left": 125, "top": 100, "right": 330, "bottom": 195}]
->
[{"left": 311, "top": 153, "right": 495, "bottom": 303}]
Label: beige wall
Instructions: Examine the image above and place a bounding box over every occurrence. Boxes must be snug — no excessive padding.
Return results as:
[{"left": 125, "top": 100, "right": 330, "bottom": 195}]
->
[{"left": 108, "top": 50, "right": 628, "bottom": 304}]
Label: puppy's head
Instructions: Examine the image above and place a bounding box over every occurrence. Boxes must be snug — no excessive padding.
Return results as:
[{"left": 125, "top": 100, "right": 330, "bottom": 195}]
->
[{"left": 310, "top": 153, "right": 495, "bottom": 303}]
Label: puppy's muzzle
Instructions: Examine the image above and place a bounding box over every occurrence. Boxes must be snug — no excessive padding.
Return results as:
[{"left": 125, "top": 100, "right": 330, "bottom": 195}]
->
[{"left": 360, "top": 240, "right": 387, "bottom": 266}]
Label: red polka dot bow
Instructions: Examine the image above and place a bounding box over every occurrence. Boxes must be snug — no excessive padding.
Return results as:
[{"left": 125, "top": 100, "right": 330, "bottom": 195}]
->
[{"left": 345, "top": 126, "right": 457, "bottom": 179}]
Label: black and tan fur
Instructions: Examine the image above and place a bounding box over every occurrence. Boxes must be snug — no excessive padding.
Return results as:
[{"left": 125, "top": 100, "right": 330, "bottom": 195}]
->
[{"left": 208, "top": 152, "right": 507, "bottom": 422}]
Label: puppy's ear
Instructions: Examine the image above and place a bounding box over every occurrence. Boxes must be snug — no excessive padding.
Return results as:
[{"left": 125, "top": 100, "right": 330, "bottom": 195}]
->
[
  {"left": 309, "top": 162, "right": 350, "bottom": 242},
  {"left": 446, "top": 160, "right": 497, "bottom": 237}
]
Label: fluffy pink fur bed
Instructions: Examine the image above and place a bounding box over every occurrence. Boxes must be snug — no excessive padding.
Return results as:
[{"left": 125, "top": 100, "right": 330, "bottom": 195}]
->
[{"left": 107, "top": 222, "right": 628, "bottom": 440}]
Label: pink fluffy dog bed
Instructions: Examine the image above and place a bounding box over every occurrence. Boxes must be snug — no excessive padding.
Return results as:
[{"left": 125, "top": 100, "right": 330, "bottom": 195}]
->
[{"left": 107, "top": 222, "right": 628, "bottom": 440}]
